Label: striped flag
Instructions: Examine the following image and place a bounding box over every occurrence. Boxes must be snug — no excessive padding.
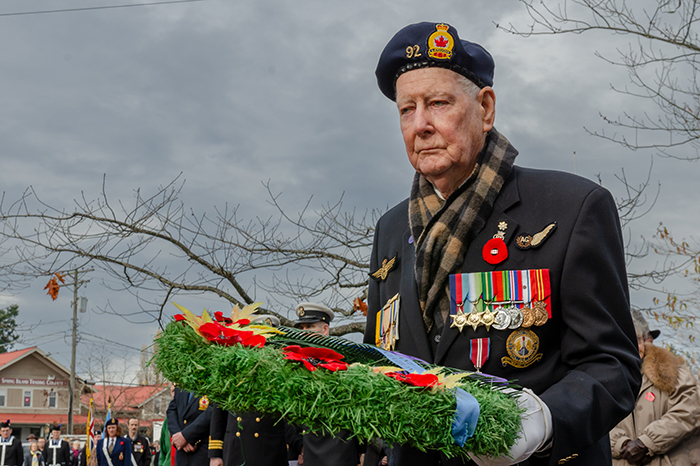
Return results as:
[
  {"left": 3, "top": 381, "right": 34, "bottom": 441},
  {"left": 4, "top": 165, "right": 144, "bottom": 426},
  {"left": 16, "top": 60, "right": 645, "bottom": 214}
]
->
[
  {"left": 86, "top": 398, "right": 95, "bottom": 462},
  {"left": 102, "top": 403, "right": 112, "bottom": 439}
]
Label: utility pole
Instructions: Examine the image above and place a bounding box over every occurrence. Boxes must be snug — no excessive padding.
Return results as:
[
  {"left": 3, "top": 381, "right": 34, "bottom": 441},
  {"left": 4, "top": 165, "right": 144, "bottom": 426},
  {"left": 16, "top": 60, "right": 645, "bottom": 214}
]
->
[{"left": 67, "top": 268, "right": 92, "bottom": 434}]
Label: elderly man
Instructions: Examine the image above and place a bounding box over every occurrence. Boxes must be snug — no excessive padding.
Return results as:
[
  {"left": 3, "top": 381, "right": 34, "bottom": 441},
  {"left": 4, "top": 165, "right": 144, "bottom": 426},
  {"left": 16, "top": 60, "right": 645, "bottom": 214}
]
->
[{"left": 364, "top": 22, "right": 641, "bottom": 465}]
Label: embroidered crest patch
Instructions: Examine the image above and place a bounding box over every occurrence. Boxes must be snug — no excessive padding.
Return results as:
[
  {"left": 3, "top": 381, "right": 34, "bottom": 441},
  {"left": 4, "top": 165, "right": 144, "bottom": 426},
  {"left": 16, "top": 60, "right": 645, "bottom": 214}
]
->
[
  {"left": 427, "top": 24, "right": 454, "bottom": 60},
  {"left": 501, "top": 329, "right": 543, "bottom": 369}
]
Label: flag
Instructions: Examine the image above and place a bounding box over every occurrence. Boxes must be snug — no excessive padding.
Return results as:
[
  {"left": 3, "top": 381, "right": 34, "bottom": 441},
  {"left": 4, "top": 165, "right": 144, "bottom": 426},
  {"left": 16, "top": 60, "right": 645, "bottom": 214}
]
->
[
  {"left": 102, "top": 403, "right": 112, "bottom": 439},
  {"left": 86, "top": 398, "right": 95, "bottom": 462}
]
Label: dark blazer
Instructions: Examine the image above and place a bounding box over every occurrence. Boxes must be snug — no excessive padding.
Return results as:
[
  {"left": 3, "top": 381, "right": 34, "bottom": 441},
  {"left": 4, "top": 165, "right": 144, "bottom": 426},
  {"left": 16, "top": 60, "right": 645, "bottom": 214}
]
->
[
  {"left": 208, "top": 406, "right": 287, "bottom": 466},
  {"left": 302, "top": 430, "right": 362, "bottom": 466},
  {"left": 365, "top": 166, "right": 642, "bottom": 466},
  {"left": 96, "top": 437, "right": 132, "bottom": 466},
  {"left": 127, "top": 435, "right": 150, "bottom": 466},
  {"left": 166, "top": 388, "right": 212, "bottom": 466},
  {"left": 44, "top": 439, "right": 71, "bottom": 466},
  {"left": 0, "top": 437, "right": 24, "bottom": 466}
]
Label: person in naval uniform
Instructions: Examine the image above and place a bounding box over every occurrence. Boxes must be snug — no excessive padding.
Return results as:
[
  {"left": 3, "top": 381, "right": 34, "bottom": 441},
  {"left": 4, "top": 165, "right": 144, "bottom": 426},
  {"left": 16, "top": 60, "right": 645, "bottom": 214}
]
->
[
  {"left": 45, "top": 425, "right": 71, "bottom": 466},
  {"left": 97, "top": 419, "right": 132, "bottom": 466}
]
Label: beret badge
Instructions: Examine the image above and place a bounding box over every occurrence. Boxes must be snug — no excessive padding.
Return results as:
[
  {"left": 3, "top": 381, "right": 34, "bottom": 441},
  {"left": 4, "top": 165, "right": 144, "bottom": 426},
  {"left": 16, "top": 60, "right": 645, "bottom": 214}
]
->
[{"left": 427, "top": 24, "right": 454, "bottom": 60}]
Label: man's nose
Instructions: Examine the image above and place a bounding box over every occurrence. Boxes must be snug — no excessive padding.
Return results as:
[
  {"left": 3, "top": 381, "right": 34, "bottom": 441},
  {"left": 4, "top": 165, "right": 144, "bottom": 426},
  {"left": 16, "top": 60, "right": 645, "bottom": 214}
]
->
[{"left": 413, "top": 105, "right": 434, "bottom": 136}]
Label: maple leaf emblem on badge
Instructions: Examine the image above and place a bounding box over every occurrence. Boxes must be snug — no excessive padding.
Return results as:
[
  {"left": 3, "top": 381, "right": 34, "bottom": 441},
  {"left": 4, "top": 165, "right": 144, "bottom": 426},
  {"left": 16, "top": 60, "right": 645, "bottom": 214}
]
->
[{"left": 434, "top": 35, "right": 448, "bottom": 47}]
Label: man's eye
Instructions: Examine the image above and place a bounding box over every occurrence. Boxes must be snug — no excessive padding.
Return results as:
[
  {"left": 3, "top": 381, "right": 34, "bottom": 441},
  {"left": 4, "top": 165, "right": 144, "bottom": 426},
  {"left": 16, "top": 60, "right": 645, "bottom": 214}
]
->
[
  {"left": 399, "top": 106, "right": 414, "bottom": 115},
  {"left": 431, "top": 100, "right": 447, "bottom": 107}
]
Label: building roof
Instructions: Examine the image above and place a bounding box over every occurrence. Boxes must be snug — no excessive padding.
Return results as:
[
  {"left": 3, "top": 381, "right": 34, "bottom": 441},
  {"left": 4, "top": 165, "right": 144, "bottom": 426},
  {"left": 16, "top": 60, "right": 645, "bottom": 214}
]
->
[
  {"left": 0, "top": 346, "right": 74, "bottom": 380},
  {"left": 0, "top": 347, "right": 37, "bottom": 371},
  {"left": 82, "top": 384, "right": 169, "bottom": 414}
]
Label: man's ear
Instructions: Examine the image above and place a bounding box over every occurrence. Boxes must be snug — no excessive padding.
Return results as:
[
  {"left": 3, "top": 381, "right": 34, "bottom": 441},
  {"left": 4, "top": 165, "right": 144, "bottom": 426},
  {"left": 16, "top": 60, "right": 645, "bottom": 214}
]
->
[{"left": 478, "top": 87, "right": 496, "bottom": 133}]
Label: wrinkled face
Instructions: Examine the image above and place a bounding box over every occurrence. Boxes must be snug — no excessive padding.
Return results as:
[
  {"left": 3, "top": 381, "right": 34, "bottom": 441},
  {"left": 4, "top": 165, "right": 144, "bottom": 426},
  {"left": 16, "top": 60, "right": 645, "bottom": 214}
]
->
[
  {"left": 299, "top": 321, "right": 329, "bottom": 336},
  {"left": 106, "top": 425, "right": 117, "bottom": 438},
  {"left": 0, "top": 428, "right": 10, "bottom": 440},
  {"left": 396, "top": 68, "right": 494, "bottom": 195},
  {"left": 51, "top": 430, "right": 60, "bottom": 441}
]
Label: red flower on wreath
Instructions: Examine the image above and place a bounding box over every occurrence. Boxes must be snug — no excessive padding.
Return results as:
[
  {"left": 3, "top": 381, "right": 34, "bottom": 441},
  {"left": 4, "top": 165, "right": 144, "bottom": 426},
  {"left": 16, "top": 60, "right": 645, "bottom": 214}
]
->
[
  {"left": 282, "top": 345, "right": 348, "bottom": 372},
  {"left": 385, "top": 371, "right": 439, "bottom": 388},
  {"left": 174, "top": 314, "right": 186, "bottom": 322},
  {"left": 199, "top": 322, "right": 265, "bottom": 348},
  {"left": 213, "top": 311, "right": 234, "bottom": 324}
]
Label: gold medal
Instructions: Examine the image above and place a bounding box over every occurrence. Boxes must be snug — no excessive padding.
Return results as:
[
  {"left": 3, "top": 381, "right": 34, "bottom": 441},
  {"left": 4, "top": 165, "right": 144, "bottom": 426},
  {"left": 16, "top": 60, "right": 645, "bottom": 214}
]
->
[
  {"left": 450, "top": 308, "right": 469, "bottom": 333},
  {"left": 467, "top": 310, "right": 482, "bottom": 331},
  {"left": 532, "top": 301, "right": 549, "bottom": 326},
  {"left": 480, "top": 309, "right": 496, "bottom": 331},
  {"left": 520, "top": 307, "right": 535, "bottom": 328}
]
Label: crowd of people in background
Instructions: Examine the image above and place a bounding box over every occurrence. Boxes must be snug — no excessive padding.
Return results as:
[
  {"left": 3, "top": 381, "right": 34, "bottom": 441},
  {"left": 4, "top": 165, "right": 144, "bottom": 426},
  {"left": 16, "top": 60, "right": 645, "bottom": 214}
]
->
[{"left": 0, "top": 419, "right": 161, "bottom": 466}]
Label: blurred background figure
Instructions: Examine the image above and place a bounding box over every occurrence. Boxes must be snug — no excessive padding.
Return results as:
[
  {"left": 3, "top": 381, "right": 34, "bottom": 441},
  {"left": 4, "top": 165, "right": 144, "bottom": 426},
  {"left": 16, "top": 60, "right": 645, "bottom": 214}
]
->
[{"left": 611, "top": 310, "right": 700, "bottom": 465}]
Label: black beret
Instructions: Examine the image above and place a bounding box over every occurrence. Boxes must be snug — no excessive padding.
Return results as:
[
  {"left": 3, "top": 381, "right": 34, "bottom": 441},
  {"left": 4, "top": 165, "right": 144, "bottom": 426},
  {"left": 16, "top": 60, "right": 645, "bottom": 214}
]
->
[
  {"left": 105, "top": 418, "right": 118, "bottom": 427},
  {"left": 0, "top": 420, "right": 9, "bottom": 429},
  {"left": 50, "top": 424, "right": 61, "bottom": 432},
  {"left": 376, "top": 22, "right": 494, "bottom": 101}
]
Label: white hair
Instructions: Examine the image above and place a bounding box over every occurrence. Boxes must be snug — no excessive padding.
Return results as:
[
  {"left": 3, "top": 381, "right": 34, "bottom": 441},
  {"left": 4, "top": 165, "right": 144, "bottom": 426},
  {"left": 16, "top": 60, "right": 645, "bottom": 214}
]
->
[{"left": 455, "top": 74, "right": 481, "bottom": 99}]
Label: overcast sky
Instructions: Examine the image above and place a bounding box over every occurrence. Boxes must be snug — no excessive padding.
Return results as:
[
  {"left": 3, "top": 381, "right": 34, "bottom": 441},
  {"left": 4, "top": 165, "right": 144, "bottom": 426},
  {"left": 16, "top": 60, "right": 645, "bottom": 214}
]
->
[{"left": 0, "top": 0, "right": 697, "bottom": 379}]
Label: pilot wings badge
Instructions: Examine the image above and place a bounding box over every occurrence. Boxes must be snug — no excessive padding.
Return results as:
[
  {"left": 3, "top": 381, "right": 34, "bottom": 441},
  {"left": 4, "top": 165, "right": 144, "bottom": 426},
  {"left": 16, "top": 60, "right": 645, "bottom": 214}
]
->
[{"left": 370, "top": 254, "right": 398, "bottom": 282}]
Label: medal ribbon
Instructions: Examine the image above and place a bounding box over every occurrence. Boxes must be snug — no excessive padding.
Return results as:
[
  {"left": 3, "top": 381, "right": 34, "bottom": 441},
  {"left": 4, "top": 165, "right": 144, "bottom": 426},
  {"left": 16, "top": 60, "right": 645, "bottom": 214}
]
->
[
  {"left": 530, "top": 269, "right": 552, "bottom": 317},
  {"left": 469, "top": 338, "right": 490, "bottom": 372}
]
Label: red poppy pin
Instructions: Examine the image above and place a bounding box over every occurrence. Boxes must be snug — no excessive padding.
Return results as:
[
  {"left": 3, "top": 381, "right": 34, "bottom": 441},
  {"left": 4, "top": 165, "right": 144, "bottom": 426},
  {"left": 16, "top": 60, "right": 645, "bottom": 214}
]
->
[
  {"left": 483, "top": 221, "right": 509, "bottom": 265},
  {"left": 645, "top": 391, "right": 655, "bottom": 402}
]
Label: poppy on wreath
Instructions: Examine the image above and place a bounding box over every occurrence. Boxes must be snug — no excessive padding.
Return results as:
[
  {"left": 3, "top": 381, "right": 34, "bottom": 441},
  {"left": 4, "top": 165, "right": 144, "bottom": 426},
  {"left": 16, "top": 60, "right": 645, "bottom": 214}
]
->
[
  {"left": 385, "top": 371, "right": 440, "bottom": 388},
  {"left": 282, "top": 345, "right": 349, "bottom": 372}
]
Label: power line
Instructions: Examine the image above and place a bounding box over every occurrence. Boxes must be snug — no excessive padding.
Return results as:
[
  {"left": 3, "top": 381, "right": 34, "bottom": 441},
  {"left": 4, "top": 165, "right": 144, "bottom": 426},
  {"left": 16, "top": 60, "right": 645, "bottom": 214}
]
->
[{"left": 0, "top": 0, "right": 204, "bottom": 17}]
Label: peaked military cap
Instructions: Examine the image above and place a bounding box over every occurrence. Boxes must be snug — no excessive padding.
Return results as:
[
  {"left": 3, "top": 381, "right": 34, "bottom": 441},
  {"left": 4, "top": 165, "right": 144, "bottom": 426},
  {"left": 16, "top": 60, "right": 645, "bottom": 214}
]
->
[
  {"left": 376, "top": 21, "right": 494, "bottom": 101},
  {"left": 251, "top": 314, "right": 281, "bottom": 327},
  {"left": 294, "top": 302, "right": 334, "bottom": 326}
]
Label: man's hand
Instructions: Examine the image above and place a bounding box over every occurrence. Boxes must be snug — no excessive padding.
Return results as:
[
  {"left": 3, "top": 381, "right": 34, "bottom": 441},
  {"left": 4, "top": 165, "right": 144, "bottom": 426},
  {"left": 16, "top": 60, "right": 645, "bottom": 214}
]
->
[
  {"left": 171, "top": 433, "right": 187, "bottom": 450},
  {"left": 210, "top": 458, "right": 223, "bottom": 466},
  {"left": 621, "top": 439, "right": 650, "bottom": 465},
  {"left": 183, "top": 444, "right": 195, "bottom": 453}
]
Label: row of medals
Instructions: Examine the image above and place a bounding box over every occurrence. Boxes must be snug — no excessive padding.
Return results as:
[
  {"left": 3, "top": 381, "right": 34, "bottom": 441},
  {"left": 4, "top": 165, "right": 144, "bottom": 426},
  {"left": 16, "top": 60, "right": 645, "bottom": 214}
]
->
[{"left": 453, "top": 300, "right": 549, "bottom": 332}]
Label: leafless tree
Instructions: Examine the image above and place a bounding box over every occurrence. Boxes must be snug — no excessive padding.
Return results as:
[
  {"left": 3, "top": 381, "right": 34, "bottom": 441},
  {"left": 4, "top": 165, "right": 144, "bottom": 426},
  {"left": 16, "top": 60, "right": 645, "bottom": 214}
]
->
[
  {"left": 500, "top": 0, "right": 700, "bottom": 160},
  {"left": 0, "top": 176, "right": 378, "bottom": 336}
]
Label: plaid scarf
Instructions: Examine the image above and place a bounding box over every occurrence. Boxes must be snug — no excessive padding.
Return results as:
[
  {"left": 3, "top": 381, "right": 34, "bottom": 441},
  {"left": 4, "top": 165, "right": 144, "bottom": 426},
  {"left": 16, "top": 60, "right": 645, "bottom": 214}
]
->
[{"left": 409, "top": 128, "right": 518, "bottom": 333}]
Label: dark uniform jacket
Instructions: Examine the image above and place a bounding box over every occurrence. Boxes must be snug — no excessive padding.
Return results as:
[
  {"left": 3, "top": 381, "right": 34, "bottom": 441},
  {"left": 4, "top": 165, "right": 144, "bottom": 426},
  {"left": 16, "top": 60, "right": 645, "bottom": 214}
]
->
[
  {"left": 365, "top": 166, "right": 642, "bottom": 466},
  {"left": 127, "top": 434, "right": 150, "bottom": 466},
  {"left": 208, "top": 406, "right": 287, "bottom": 466},
  {"left": 167, "top": 388, "right": 211, "bottom": 466},
  {"left": 302, "top": 430, "right": 362, "bottom": 466},
  {"left": 96, "top": 437, "right": 132, "bottom": 466},
  {"left": 45, "top": 439, "right": 71, "bottom": 466},
  {"left": 0, "top": 437, "right": 23, "bottom": 466}
]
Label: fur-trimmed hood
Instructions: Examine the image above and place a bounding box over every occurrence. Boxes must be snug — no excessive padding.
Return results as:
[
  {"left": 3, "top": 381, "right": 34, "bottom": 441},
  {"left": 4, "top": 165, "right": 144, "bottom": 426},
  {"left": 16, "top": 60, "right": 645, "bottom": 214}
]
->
[{"left": 642, "top": 342, "right": 682, "bottom": 394}]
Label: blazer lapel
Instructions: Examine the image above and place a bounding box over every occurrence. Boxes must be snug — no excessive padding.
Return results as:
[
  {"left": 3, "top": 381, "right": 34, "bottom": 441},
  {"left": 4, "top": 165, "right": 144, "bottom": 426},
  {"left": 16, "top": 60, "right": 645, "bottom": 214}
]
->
[
  {"left": 434, "top": 170, "right": 522, "bottom": 366},
  {"left": 399, "top": 228, "right": 433, "bottom": 363}
]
